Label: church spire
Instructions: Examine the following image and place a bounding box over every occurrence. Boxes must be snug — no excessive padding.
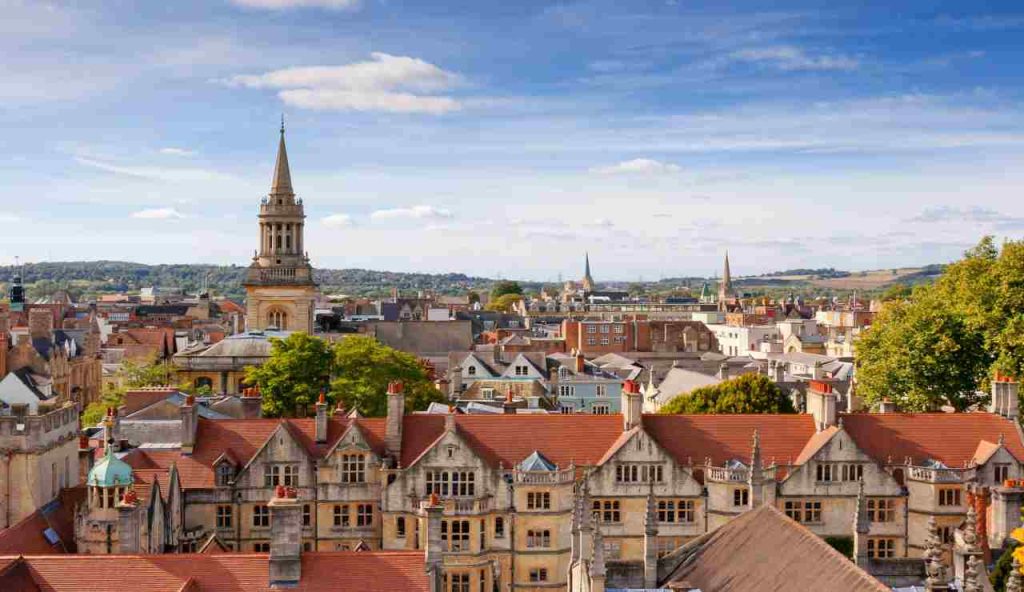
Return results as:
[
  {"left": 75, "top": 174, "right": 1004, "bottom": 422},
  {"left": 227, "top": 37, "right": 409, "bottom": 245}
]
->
[
  {"left": 270, "top": 118, "right": 293, "bottom": 196},
  {"left": 582, "top": 252, "right": 595, "bottom": 292}
]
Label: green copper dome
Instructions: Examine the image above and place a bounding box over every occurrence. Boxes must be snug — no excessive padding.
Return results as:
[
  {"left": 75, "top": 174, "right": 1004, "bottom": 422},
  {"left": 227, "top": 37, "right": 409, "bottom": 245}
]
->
[{"left": 87, "top": 445, "right": 134, "bottom": 488}]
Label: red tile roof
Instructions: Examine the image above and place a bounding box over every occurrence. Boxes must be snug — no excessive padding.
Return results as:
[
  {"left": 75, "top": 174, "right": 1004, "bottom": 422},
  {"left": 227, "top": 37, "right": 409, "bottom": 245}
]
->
[
  {"left": 122, "top": 388, "right": 179, "bottom": 416},
  {"left": 841, "top": 412, "right": 1024, "bottom": 466},
  {"left": 0, "top": 551, "right": 429, "bottom": 591},
  {"left": 0, "top": 487, "right": 83, "bottom": 555},
  {"left": 642, "top": 414, "right": 817, "bottom": 467},
  {"left": 400, "top": 414, "right": 626, "bottom": 469}
]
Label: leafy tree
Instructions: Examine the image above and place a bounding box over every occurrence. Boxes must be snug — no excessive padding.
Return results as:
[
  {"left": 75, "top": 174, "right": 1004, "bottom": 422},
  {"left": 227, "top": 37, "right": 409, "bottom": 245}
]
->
[
  {"left": 659, "top": 373, "right": 796, "bottom": 414},
  {"left": 491, "top": 280, "right": 523, "bottom": 298},
  {"left": 467, "top": 291, "right": 481, "bottom": 304},
  {"left": 81, "top": 356, "right": 180, "bottom": 426},
  {"left": 991, "top": 538, "right": 1021, "bottom": 591},
  {"left": 330, "top": 335, "right": 444, "bottom": 417},
  {"left": 880, "top": 283, "right": 913, "bottom": 302},
  {"left": 485, "top": 293, "right": 523, "bottom": 313},
  {"left": 857, "top": 236, "right": 1024, "bottom": 411},
  {"left": 245, "top": 332, "right": 333, "bottom": 417},
  {"left": 856, "top": 293, "right": 988, "bottom": 411}
]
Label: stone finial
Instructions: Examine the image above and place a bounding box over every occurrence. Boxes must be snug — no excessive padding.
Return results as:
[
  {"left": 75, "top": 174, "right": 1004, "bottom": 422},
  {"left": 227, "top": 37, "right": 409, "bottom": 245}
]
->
[
  {"left": 855, "top": 479, "right": 870, "bottom": 535},
  {"left": 964, "top": 555, "right": 981, "bottom": 592},
  {"left": 963, "top": 503, "right": 979, "bottom": 553},
  {"left": 1009, "top": 556, "right": 1024, "bottom": 592},
  {"left": 923, "top": 516, "right": 948, "bottom": 588}
]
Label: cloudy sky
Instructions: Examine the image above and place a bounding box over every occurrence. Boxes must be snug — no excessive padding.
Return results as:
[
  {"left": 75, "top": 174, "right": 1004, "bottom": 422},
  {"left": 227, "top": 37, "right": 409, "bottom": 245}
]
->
[{"left": 3, "top": 0, "right": 1024, "bottom": 280}]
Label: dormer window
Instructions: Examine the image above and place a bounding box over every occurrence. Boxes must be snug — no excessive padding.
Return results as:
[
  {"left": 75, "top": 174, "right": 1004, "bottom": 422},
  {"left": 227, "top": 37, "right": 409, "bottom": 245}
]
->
[
  {"left": 216, "top": 462, "right": 235, "bottom": 487},
  {"left": 467, "top": 366, "right": 476, "bottom": 376},
  {"left": 559, "top": 368, "right": 570, "bottom": 380},
  {"left": 514, "top": 365, "right": 529, "bottom": 376}
]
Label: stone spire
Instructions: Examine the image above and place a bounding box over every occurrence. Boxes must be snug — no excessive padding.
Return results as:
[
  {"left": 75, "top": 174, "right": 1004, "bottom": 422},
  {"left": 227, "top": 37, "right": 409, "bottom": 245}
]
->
[
  {"left": 1008, "top": 556, "right": 1023, "bottom": 592},
  {"left": 270, "top": 118, "right": 294, "bottom": 197},
  {"left": 643, "top": 480, "right": 659, "bottom": 589},
  {"left": 718, "top": 250, "right": 733, "bottom": 310},
  {"left": 748, "top": 429, "right": 764, "bottom": 507},
  {"left": 963, "top": 503, "right": 980, "bottom": 555},
  {"left": 854, "top": 479, "right": 870, "bottom": 567},
  {"left": 582, "top": 252, "right": 595, "bottom": 292}
]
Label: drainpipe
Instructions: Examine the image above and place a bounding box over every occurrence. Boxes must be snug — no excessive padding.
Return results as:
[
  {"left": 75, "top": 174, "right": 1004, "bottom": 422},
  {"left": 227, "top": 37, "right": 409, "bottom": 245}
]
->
[{"left": 2, "top": 451, "right": 11, "bottom": 529}]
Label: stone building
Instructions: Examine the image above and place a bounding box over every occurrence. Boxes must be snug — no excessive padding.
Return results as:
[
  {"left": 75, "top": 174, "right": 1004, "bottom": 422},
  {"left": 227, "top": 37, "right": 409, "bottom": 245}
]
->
[
  {"left": 243, "top": 123, "right": 318, "bottom": 334},
  {"left": 0, "top": 399, "right": 80, "bottom": 529},
  {"left": 55, "top": 374, "right": 1024, "bottom": 592}
]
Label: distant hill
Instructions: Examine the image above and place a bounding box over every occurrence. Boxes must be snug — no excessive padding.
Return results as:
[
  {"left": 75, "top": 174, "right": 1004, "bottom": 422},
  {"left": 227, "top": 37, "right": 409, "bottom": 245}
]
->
[{"left": 0, "top": 261, "right": 944, "bottom": 302}]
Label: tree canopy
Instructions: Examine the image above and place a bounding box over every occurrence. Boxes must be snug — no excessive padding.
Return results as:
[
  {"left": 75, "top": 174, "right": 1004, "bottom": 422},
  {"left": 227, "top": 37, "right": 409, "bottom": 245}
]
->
[
  {"left": 330, "top": 335, "right": 444, "bottom": 417},
  {"left": 856, "top": 236, "right": 1024, "bottom": 411},
  {"left": 659, "top": 373, "right": 796, "bottom": 414},
  {"left": 245, "top": 332, "right": 334, "bottom": 417},
  {"left": 490, "top": 280, "right": 523, "bottom": 298},
  {"left": 244, "top": 333, "right": 445, "bottom": 418},
  {"left": 485, "top": 293, "right": 523, "bottom": 313},
  {"left": 81, "top": 356, "right": 179, "bottom": 426}
]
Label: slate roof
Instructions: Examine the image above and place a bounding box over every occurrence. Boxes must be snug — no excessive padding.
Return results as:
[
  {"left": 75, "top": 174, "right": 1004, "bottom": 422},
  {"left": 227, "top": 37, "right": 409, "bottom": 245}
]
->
[
  {"left": 661, "top": 504, "right": 889, "bottom": 592},
  {"left": 0, "top": 551, "right": 430, "bottom": 591}
]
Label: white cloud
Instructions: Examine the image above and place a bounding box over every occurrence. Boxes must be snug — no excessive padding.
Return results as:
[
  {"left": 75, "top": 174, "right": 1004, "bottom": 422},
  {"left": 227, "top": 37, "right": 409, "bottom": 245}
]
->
[
  {"left": 74, "top": 156, "right": 232, "bottom": 182},
  {"left": 225, "top": 53, "right": 463, "bottom": 114},
  {"left": 370, "top": 205, "right": 452, "bottom": 220},
  {"left": 590, "top": 158, "right": 681, "bottom": 175},
  {"left": 730, "top": 46, "right": 859, "bottom": 71},
  {"left": 159, "top": 147, "right": 195, "bottom": 157},
  {"left": 228, "top": 0, "right": 360, "bottom": 9},
  {"left": 131, "top": 208, "right": 185, "bottom": 220},
  {"left": 321, "top": 213, "right": 354, "bottom": 228}
]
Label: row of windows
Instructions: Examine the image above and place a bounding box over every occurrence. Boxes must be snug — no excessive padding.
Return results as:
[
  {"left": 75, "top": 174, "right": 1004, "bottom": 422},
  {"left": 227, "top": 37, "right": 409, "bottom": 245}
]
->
[
  {"left": 219, "top": 455, "right": 368, "bottom": 488},
  {"left": 264, "top": 465, "right": 299, "bottom": 488},
  {"left": 241, "top": 503, "right": 374, "bottom": 528},
  {"left": 526, "top": 492, "right": 551, "bottom": 510},
  {"left": 867, "top": 498, "right": 896, "bottom": 523},
  {"left": 585, "top": 324, "right": 625, "bottom": 334},
  {"left": 616, "top": 464, "right": 665, "bottom": 483},
  {"left": 526, "top": 529, "right": 551, "bottom": 548},
  {"left": 784, "top": 500, "right": 823, "bottom": 524},
  {"left": 426, "top": 470, "right": 476, "bottom": 498},
  {"left": 585, "top": 336, "right": 627, "bottom": 345},
  {"left": 867, "top": 538, "right": 896, "bottom": 559},
  {"left": 815, "top": 463, "right": 864, "bottom": 483}
]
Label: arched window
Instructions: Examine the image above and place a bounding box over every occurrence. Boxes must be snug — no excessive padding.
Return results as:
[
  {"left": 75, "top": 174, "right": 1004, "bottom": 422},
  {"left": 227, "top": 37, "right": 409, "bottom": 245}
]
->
[
  {"left": 194, "top": 377, "right": 213, "bottom": 390},
  {"left": 466, "top": 366, "right": 476, "bottom": 376},
  {"left": 268, "top": 309, "right": 288, "bottom": 330}
]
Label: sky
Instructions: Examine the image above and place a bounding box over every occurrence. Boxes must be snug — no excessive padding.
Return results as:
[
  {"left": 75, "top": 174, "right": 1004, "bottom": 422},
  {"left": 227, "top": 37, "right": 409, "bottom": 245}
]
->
[{"left": 2, "top": 0, "right": 1024, "bottom": 281}]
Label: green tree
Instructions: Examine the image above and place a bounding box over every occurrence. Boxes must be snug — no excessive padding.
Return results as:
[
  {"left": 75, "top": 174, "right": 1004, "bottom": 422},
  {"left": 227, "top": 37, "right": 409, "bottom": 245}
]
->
[
  {"left": 81, "top": 356, "right": 180, "bottom": 426},
  {"left": 880, "top": 283, "right": 913, "bottom": 302},
  {"left": 659, "top": 373, "right": 796, "bottom": 414},
  {"left": 991, "top": 538, "right": 1020, "bottom": 591},
  {"left": 856, "top": 237, "right": 1024, "bottom": 411},
  {"left": 491, "top": 280, "right": 523, "bottom": 298},
  {"left": 330, "top": 335, "right": 444, "bottom": 416},
  {"left": 245, "top": 332, "right": 334, "bottom": 417},
  {"left": 485, "top": 293, "right": 523, "bottom": 313}
]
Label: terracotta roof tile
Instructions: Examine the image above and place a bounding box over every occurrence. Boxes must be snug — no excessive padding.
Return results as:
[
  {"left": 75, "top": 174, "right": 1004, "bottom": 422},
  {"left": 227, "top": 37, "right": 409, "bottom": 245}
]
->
[
  {"left": 400, "top": 414, "right": 625, "bottom": 469},
  {"left": 662, "top": 504, "right": 889, "bottom": 592},
  {"left": 0, "top": 487, "right": 82, "bottom": 555},
  {"left": 841, "top": 412, "right": 1024, "bottom": 466},
  {"left": 642, "top": 414, "right": 817, "bottom": 468},
  {"left": 0, "top": 551, "right": 429, "bottom": 591}
]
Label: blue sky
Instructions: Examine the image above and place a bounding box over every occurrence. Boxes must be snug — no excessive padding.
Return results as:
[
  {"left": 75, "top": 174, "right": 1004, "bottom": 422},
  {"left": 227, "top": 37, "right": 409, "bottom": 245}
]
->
[{"left": 3, "top": 0, "right": 1024, "bottom": 281}]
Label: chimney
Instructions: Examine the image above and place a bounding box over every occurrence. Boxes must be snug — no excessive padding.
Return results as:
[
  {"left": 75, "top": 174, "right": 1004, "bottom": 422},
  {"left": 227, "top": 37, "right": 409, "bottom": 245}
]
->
[
  {"left": 806, "top": 380, "right": 837, "bottom": 431},
  {"left": 78, "top": 432, "right": 95, "bottom": 485},
  {"left": 0, "top": 329, "right": 7, "bottom": 379},
  {"left": 503, "top": 390, "right": 517, "bottom": 414},
  {"left": 622, "top": 379, "right": 642, "bottom": 431},
  {"left": 28, "top": 308, "right": 54, "bottom": 341},
  {"left": 315, "top": 392, "right": 328, "bottom": 444},
  {"left": 812, "top": 361, "right": 826, "bottom": 380},
  {"left": 575, "top": 350, "right": 586, "bottom": 374},
  {"left": 878, "top": 398, "right": 897, "bottom": 414},
  {"left": 180, "top": 394, "right": 198, "bottom": 455},
  {"left": 269, "top": 485, "right": 302, "bottom": 587},
  {"left": 420, "top": 494, "right": 444, "bottom": 592},
  {"left": 448, "top": 365, "right": 462, "bottom": 399},
  {"left": 385, "top": 381, "right": 405, "bottom": 462},
  {"left": 990, "top": 373, "right": 1019, "bottom": 419},
  {"left": 241, "top": 387, "right": 263, "bottom": 419},
  {"left": 990, "top": 482, "right": 1024, "bottom": 549},
  {"left": 117, "top": 489, "right": 141, "bottom": 554},
  {"left": 717, "top": 362, "right": 729, "bottom": 380},
  {"left": 771, "top": 360, "right": 784, "bottom": 383}
]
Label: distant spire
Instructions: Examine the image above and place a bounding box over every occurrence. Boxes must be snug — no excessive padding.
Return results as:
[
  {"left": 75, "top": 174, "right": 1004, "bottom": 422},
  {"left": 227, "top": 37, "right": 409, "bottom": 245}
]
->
[
  {"left": 582, "top": 252, "right": 595, "bottom": 291},
  {"left": 270, "top": 120, "right": 293, "bottom": 196}
]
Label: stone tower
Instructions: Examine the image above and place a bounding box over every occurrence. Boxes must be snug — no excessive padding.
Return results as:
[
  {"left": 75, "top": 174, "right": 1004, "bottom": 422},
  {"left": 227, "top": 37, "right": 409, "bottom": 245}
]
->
[{"left": 243, "top": 122, "right": 318, "bottom": 333}]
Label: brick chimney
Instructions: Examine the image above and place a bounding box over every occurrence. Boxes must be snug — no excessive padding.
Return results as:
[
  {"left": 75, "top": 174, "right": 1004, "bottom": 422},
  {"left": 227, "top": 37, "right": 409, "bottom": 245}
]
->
[
  {"left": 180, "top": 394, "right": 198, "bottom": 455},
  {"left": 315, "top": 392, "right": 328, "bottom": 444},
  {"left": 385, "top": 381, "right": 405, "bottom": 462},
  {"left": 269, "top": 485, "right": 302, "bottom": 587},
  {"left": 575, "top": 351, "right": 586, "bottom": 374},
  {"left": 241, "top": 387, "right": 263, "bottom": 419},
  {"left": 877, "top": 398, "right": 897, "bottom": 414},
  {"left": 28, "top": 308, "right": 54, "bottom": 341},
  {"left": 806, "top": 380, "right": 837, "bottom": 431},
  {"left": 622, "top": 379, "right": 642, "bottom": 431},
  {"left": 0, "top": 328, "right": 7, "bottom": 379}
]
